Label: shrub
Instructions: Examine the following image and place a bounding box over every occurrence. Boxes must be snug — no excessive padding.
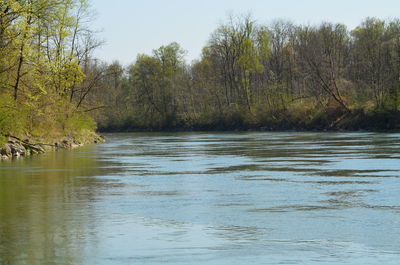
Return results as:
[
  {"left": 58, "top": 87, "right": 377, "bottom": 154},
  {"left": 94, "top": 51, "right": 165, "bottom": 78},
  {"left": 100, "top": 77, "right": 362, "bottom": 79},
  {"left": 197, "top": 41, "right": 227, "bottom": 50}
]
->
[
  {"left": 0, "top": 94, "right": 27, "bottom": 137},
  {"left": 64, "top": 113, "right": 97, "bottom": 134}
]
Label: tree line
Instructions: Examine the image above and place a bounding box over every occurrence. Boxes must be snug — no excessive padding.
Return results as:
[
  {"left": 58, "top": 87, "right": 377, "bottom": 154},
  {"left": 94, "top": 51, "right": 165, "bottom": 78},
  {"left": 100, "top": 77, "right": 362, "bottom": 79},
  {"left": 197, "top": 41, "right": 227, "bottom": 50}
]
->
[
  {"left": 91, "top": 16, "right": 400, "bottom": 131},
  {"left": 2, "top": 6, "right": 400, "bottom": 138}
]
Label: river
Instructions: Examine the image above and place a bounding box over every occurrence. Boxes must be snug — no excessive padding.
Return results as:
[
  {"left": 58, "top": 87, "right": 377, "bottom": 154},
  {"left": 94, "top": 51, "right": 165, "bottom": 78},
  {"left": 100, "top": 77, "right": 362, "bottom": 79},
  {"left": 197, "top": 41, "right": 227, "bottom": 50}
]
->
[{"left": 1, "top": 132, "right": 400, "bottom": 265}]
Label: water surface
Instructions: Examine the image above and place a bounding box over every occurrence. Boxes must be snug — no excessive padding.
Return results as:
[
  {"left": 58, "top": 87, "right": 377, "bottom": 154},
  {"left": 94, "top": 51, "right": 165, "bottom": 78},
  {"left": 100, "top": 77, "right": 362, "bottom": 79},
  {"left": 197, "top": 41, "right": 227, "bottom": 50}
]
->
[{"left": 1, "top": 132, "right": 400, "bottom": 264}]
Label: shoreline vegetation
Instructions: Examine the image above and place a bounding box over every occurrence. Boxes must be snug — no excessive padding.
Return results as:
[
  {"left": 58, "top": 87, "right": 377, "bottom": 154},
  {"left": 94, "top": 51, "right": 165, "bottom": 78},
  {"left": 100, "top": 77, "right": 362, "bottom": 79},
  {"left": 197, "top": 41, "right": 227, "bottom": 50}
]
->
[
  {"left": 1, "top": 0, "right": 400, "bottom": 161},
  {"left": 0, "top": 0, "right": 103, "bottom": 160},
  {"left": 98, "top": 109, "right": 400, "bottom": 133}
]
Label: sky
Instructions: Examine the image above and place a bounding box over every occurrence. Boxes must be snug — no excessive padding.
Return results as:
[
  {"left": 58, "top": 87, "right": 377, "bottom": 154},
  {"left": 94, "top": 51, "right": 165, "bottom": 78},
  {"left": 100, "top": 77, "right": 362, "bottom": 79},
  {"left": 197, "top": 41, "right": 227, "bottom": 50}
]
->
[{"left": 91, "top": 0, "right": 400, "bottom": 65}]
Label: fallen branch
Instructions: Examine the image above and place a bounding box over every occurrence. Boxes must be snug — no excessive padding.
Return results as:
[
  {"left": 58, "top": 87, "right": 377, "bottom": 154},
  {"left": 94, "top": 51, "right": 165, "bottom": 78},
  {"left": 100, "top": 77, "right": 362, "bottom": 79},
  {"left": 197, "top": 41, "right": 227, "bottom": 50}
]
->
[
  {"left": 80, "top": 105, "right": 109, "bottom": 113},
  {"left": 7, "top": 135, "right": 55, "bottom": 148}
]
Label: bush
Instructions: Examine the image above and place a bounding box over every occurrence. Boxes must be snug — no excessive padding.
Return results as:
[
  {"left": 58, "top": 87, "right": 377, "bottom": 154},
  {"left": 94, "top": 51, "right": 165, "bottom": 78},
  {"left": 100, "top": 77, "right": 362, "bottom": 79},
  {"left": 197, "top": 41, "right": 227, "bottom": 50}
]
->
[
  {"left": 64, "top": 113, "right": 97, "bottom": 134},
  {"left": 0, "top": 93, "right": 27, "bottom": 137}
]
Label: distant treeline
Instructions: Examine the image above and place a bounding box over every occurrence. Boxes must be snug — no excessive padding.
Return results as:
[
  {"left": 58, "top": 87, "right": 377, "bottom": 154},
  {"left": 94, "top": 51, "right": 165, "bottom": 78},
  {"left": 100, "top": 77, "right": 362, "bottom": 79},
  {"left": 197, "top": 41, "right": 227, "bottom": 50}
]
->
[
  {"left": 0, "top": 0, "right": 101, "bottom": 143},
  {"left": 90, "top": 16, "right": 400, "bottom": 131}
]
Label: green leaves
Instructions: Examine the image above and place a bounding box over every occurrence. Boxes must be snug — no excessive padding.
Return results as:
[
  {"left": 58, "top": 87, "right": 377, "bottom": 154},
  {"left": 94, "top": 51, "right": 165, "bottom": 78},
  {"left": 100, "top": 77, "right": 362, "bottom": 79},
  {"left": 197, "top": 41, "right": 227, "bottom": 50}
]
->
[
  {"left": 127, "top": 43, "right": 187, "bottom": 128},
  {"left": 0, "top": 0, "right": 98, "bottom": 138},
  {"left": 351, "top": 18, "right": 400, "bottom": 109},
  {"left": 238, "top": 37, "right": 264, "bottom": 74},
  {"left": 0, "top": 94, "right": 26, "bottom": 136}
]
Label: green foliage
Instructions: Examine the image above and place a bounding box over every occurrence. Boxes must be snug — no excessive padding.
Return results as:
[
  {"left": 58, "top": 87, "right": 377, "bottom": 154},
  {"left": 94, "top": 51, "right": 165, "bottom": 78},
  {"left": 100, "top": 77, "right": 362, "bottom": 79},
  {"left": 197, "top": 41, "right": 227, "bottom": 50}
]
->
[
  {"left": 238, "top": 38, "right": 264, "bottom": 73},
  {"left": 0, "top": 134, "right": 7, "bottom": 146},
  {"left": 126, "top": 43, "right": 186, "bottom": 128},
  {"left": 0, "top": 0, "right": 100, "bottom": 141},
  {"left": 65, "top": 113, "right": 97, "bottom": 134},
  {"left": 0, "top": 94, "right": 26, "bottom": 136}
]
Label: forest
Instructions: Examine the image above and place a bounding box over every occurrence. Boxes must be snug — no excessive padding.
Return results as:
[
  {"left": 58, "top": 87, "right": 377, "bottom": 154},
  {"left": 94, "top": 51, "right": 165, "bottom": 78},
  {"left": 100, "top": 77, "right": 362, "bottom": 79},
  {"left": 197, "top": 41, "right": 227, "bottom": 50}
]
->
[
  {"left": 90, "top": 16, "right": 400, "bottom": 131},
  {"left": 1, "top": 0, "right": 400, "bottom": 146}
]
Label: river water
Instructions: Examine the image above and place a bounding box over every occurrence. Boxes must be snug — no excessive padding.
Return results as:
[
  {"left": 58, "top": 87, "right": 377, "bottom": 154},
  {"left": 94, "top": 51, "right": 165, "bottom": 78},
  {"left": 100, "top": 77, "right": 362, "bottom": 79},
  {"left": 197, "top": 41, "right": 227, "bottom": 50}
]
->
[{"left": 1, "top": 132, "right": 400, "bottom": 265}]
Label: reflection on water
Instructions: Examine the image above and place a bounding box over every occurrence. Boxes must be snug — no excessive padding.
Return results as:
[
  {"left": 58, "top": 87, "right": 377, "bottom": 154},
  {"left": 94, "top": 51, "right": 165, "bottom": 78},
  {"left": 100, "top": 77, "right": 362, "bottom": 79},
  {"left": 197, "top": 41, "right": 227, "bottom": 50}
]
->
[
  {"left": 0, "top": 147, "right": 105, "bottom": 265},
  {"left": 1, "top": 132, "right": 400, "bottom": 265}
]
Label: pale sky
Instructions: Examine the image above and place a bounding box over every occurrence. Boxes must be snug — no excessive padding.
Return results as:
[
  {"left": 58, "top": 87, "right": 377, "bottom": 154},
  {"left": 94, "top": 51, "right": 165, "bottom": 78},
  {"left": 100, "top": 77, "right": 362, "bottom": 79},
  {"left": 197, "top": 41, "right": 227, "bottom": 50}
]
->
[{"left": 92, "top": 0, "right": 400, "bottom": 65}]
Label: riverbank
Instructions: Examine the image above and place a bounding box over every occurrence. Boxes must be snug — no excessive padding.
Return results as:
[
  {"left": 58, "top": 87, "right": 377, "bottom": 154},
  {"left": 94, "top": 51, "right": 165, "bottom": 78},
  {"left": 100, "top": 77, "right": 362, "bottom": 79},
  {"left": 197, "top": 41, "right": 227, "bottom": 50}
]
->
[
  {"left": 0, "top": 132, "right": 105, "bottom": 161},
  {"left": 98, "top": 108, "right": 400, "bottom": 133}
]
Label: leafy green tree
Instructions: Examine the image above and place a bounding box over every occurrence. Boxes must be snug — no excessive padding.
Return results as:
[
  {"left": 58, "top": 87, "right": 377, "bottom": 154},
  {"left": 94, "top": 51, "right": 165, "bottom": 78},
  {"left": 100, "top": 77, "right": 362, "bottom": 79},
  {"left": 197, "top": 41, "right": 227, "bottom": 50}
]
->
[
  {"left": 351, "top": 18, "right": 398, "bottom": 109},
  {"left": 0, "top": 0, "right": 99, "bottom": 140}
]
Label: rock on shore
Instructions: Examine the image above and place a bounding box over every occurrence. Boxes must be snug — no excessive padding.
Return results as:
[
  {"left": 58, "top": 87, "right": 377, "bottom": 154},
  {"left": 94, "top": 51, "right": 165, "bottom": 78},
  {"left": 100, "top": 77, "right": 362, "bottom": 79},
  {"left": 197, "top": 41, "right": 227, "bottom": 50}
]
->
[{"left": 0, "top": 134, "right": 105, "bottom": 160}]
